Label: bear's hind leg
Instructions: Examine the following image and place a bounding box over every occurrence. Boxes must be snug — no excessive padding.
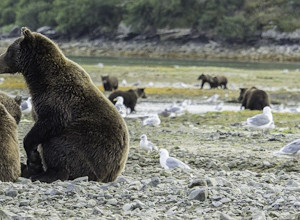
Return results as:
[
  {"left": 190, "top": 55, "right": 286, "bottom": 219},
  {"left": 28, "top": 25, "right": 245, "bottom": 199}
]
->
[{"left": 31, "top": 168, "right": 69, "bottom": 183}]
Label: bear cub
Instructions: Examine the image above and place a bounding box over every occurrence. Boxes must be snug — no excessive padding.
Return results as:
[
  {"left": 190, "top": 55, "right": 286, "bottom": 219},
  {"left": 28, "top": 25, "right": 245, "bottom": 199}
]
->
[
  {"left": 101, "top": 75, "right": 118, "bottom": 91},
  {"left": 108, "top": 88, "right": 146, "bottom": 112},
  {"left": 238, "top": 87, "right": 270, "bottom": 110},
  {"left": 0, "top": 103, "right": 21, "bottom": 182},
  {"left": 0, "top": 92, "right": 22, "bottom": 124}
]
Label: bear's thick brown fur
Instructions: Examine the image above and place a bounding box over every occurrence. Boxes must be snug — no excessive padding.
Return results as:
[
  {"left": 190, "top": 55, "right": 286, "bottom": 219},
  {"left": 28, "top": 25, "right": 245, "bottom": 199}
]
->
[
  {"left": 0, "top": 103, "right": 21, "bottom": 182},
  {"left": 0, "top": 92, "right": 22, "bottom": 124},
  {"left": 238, "top": 87, "right": 270, "bottom": 110},
  {"left": 211, "top": 76, "right": 228, "bottom": 89},
  {"left": 101, "top": 75, "right": 118, "bottom": 91},
  {"left": 198, "top": 74, "right": 214, "bottom": 89},
  {"left": 0, "top": 27, "right": 129, "bottom": 183},
  {"left": 108, "top": 88, "right": 146, "bottom": 112}
]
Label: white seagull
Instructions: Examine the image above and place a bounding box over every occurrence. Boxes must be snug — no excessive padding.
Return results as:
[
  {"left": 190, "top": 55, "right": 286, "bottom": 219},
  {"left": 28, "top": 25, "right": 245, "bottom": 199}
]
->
[
  {"left": 142, "top": 114, "right": 161, "bottom": 127},
  {"left": 273, "top": 139, "right": 300, "bottom": 164},
  {"left": 97, "top": 63, "right": 104, "bottom": 68},
  {"left": 139, "top": 134, "right": 158, "bottom": 152},
  {"left": 163, "top": 99, "right": 191, "bottom": 117},
  {"left": 121, "top": 79, "right": 127, "bottom": 86},
  {"left": 114, "top": 96, "right": 127, "bottom": 118},
  {"left": 159, "top": 149, "right": 191, "bottom": 170},
  {"left": 21, "top": 97, "right": 32, "bottom": 114},
  {"left": 246, "top": 106, "right": 275, "bottom": 129}
]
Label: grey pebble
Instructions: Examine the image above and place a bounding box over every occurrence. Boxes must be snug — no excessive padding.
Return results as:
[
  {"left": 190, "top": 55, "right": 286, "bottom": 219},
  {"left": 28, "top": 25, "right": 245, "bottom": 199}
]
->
[
  {"left": 188, "top": 188, "right": 208, "bottom": 201},
  {"left": 5, "top": 190, "right": 18, "bottom": 197}
]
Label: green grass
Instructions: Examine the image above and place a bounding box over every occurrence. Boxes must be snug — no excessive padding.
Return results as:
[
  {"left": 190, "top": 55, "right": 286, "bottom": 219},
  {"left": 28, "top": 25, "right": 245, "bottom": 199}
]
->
[{"left": 1, "top": 58, "right": 300, "bottom": 104}]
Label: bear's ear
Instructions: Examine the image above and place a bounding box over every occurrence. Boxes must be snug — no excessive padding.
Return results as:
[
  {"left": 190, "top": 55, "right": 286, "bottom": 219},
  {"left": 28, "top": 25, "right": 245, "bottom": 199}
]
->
[{"left": 21, "top": 27, "right": 34, "bottom": 41}]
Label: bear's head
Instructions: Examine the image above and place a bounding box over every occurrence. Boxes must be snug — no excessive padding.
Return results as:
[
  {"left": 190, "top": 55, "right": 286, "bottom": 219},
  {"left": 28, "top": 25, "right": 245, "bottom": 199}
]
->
[
  {"left": 238, "top": 88, "right": 247, "bottom": 102},
  {"left": 136, "top": 88, "right": 147, "bottom": 98},
  {"left": 198, "top": 74, "right": 206, "bottom": 80},
  {"left": 0, "top": 27, "right": 63, "bottom": 76},
  {"left": 101, "top": 75, "right": 109, "bottom": 83}
]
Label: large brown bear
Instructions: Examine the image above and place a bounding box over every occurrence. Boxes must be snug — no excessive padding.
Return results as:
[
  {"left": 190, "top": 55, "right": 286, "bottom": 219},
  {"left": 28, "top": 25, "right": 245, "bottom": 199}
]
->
[
  {"left": 238, "top": 87, "right": 270, "bottom": 110},
  {"left": 101, "top": 75, "right": 118, "bottom": 91},
  {"left": 0, "top": 92, "right": 22, "bottom": 124},
  {"left": 211, "top": 76, "right": 228, "bottom": 89},
  {"left": 0, "top": 103, "right": 21, "bottom": 182},
  {"left": 108, "top": 88, "right": 146, "bottom": 112},
  {"left": 0, "top": 27, "right": 129, "bottom": 183}
]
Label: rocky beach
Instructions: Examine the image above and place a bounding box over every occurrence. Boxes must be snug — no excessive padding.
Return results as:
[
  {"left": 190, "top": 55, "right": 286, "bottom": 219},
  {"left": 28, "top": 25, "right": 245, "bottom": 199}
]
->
[
  {"left": 0, "top": 95, "right": 299, "bottom": 219},
  {"left": 0, "top": 29, "right": 300, "bottom": 219}
]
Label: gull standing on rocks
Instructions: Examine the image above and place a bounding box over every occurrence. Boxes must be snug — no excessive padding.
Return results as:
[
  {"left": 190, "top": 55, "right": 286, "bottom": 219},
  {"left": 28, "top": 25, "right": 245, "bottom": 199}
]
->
[
  {"left": 159, "top": 149, "right": 191, "bottom": 170},
  {"left": 273, "top": 139, "right": 300, "bottom": 164},
  {"left": 21, "top": 97, "right": 32, "bottom": 114},
  {"left": 139, "top": 134, "right": 158, "bottom": 152},
  {"left": 142, "top": 114, "right": 161, "bottom": 127},
  {"left": 246, "top": 106, "right": 275, "bottom": 129},
  {"left": 113, "top": 96, "right": 127, "bottom": 118}
]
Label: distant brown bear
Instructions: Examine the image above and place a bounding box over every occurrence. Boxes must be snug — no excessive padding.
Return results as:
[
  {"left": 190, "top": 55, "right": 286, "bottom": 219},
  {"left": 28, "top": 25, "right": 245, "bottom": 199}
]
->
[
  {"left": 0, "top": 103, "right": 21, "bottom": 182},
  {"left": 0, "top": 27, "right": 129, "bottom": 183},
  {"left": 238, "top": 87, "right": 270, "bottom": 110},
  {"left": 0, "top": 92, "right": 22, "bottom": 124},
  {"left": 211, "top": 76, "right": 228, "bottom": 89},
  {"left": 101, "top": 75, "right": 118, "bottom": 91},
  {"left": 198, "top": 74, "right": 214, "bottom": 89},
  {"left": 108, "top": 88, "right": 147, "bottom": 112}
]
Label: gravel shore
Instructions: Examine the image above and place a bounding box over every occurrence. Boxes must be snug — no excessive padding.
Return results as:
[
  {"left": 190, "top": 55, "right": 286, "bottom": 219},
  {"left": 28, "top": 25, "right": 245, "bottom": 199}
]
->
[{"left": 1, "top": 100, "right": 300, "bottom": 219}]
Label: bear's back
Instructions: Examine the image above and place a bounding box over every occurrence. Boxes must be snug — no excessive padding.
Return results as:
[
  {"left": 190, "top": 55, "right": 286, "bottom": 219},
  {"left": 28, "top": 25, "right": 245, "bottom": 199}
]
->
[
  {"left": 246, "top": 89, "right": 270, "bottom": 110},
  {"left": 0, "top": 103, "right": 20, "bottom": 182},
  {"left": 108, "top": 89, "right": 138, "bottom": 110}
]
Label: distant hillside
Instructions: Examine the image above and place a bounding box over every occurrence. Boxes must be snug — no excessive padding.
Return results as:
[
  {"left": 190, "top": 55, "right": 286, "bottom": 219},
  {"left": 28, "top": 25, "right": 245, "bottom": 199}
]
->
[{"left": 0, "top": 0, "right": 300, "bottom": 44}]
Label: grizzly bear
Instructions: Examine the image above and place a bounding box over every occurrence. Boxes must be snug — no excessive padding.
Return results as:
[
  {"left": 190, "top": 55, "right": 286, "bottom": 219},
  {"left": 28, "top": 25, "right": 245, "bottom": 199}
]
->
[
  {"left": 0, "top": 27, "right": 129, "bottom": 183},
  {"left": 211, "top": 76, "right": 228, "bottom": 89},
  {"left": 0, "top": 103, "right": 21, "bottom": 182},
  {"left": 198, "top": 74, "right": 214, "bottom": 89},
  {"left": 238, "top": 87, "right": 270, "bottom": 110},
  {"left": 0, "top": 92, "right": 22, "bottom": 124},
  {"left": 101, "top": 75, "right": 118, "bottom": 91},
  {"left": 108, "top": 88, "right": 146, "bottom": 112}
]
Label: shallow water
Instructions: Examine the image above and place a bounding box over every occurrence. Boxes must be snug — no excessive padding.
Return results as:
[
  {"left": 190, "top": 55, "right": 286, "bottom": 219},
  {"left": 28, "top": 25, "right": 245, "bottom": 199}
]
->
[
  {"left": 129, "top": 101, "right": 237, "bottom": 118},
  {"left": 69, "top": 56, "right": 300, "bottom": 70},
  {"left": 125, "top": 100, "right": 300, "bottom": 118}
]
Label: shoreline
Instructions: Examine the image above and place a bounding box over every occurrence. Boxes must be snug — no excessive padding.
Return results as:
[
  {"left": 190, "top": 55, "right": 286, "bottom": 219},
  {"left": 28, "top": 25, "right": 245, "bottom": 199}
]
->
[{"left": 1, "top": 39, "right": 300, "bottom": 62}]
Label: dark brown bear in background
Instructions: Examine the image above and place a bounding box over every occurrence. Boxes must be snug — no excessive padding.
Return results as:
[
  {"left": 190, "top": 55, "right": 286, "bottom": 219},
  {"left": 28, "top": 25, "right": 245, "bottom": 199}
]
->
[
  {"left": 0, "top": 27, "right": 129, "bottom": 183},
  {"left": 0, "top": 92, "right": 22, "bottom": 124},
  {"left": 101, "top": 75, "right": 118, "bottom": 91},
  {"left": 108, "top": 88, "right": 146, "bottom": 112},
  {"left": 211, "top": 76, "right": 228, "bottom": 89},
  {"left": 198, "top": 74, "right": 214, "bottom": 89},
  {"left": 0, "top": 103, "right": 20, "bottom": 182},
  {"left": 198, "top": 74, "right": 228, "bottom": 89},
  {"left": 238, "top": 87, "right": 270, "bottom": 110}
]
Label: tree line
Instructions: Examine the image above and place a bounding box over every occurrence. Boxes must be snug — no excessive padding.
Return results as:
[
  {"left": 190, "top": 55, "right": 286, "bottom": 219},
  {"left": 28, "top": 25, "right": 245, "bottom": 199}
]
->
[{"left": 0, "top": 0, "right": 299, "bottom": 42}]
